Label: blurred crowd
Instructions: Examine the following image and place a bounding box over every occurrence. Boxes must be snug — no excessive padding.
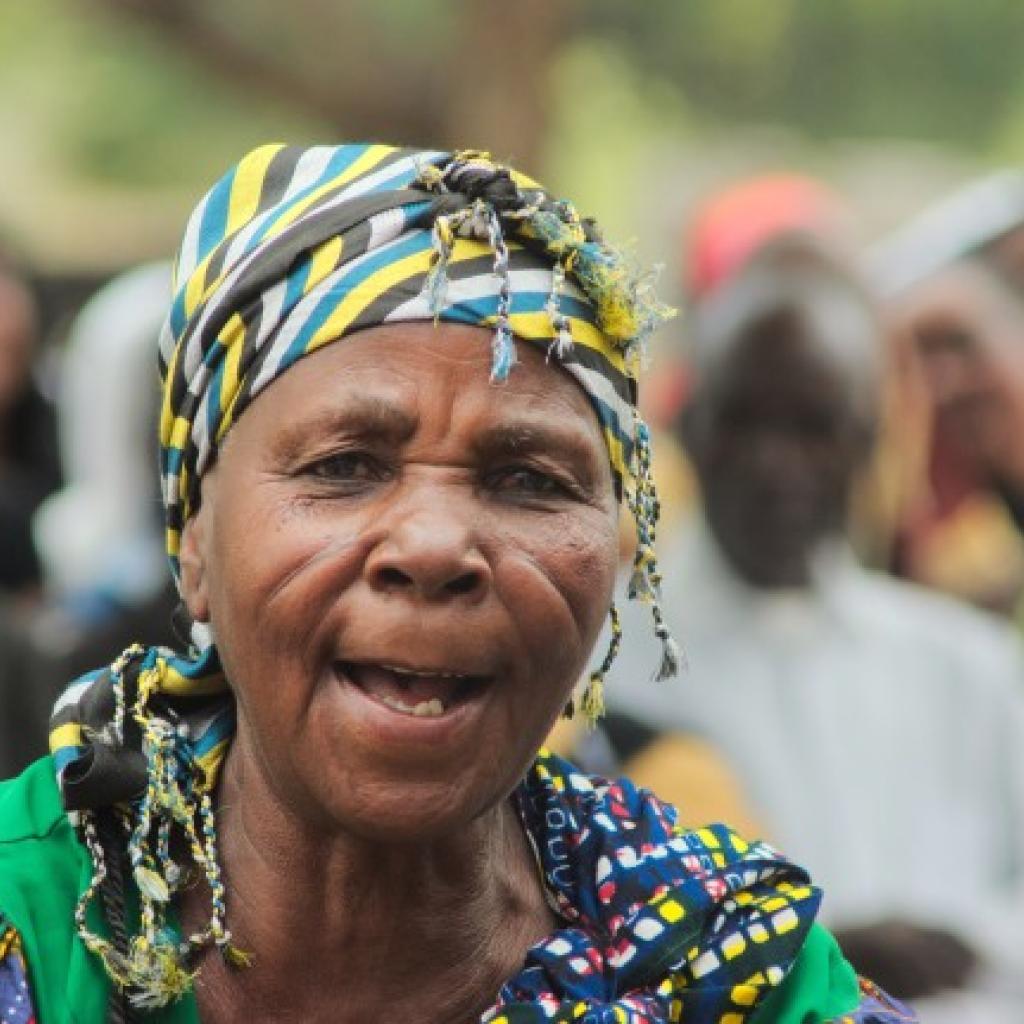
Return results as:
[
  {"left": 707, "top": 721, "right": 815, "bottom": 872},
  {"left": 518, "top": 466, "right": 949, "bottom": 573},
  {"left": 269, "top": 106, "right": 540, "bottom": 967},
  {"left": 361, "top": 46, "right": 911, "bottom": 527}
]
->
[{"left": 4, "top": 170, "right": 1024, "bottom": 1021}]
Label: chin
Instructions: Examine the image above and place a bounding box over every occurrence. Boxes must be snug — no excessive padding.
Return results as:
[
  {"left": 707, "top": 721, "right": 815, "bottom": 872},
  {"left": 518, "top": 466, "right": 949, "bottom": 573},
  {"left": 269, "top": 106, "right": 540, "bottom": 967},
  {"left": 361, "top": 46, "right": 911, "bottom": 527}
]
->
[{"left": 314, "top": 771, "right": 505, "bottom": 844}]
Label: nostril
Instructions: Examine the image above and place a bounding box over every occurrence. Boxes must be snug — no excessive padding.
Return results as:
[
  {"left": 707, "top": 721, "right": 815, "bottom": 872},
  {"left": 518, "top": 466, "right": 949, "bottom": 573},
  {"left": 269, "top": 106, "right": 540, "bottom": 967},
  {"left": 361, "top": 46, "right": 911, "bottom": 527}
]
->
[
  {"left": 445, "top": 571, "right": 482, "bottom": 596},
  {"left": 376, "top": 566, "right": 412, "bottom": 589}
]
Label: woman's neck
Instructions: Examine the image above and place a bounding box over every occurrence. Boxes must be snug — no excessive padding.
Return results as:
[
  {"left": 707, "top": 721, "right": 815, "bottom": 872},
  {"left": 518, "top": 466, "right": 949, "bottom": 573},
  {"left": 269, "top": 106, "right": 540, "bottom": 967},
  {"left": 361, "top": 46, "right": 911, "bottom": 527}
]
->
[{"left": 182, "top": 738, "right": 556, "bottom": 1023}]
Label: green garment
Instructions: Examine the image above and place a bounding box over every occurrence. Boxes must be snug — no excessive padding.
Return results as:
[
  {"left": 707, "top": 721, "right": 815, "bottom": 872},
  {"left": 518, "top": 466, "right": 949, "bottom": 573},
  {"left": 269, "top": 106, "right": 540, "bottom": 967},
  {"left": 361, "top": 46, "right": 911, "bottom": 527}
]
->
[
  {"left": 0, "top": 758, "right": 196, "bottom": 1023},
  {"left": 0, "top": 757, "right": 859, "bottom": 1023}
]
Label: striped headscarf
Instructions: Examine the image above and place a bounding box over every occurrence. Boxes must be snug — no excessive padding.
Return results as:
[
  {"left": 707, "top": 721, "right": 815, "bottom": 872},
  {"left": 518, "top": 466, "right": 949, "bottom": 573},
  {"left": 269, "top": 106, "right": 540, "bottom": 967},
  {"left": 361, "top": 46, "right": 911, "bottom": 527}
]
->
[{"left": 48, "top": 142, "right": 677, "bottom": 1007}]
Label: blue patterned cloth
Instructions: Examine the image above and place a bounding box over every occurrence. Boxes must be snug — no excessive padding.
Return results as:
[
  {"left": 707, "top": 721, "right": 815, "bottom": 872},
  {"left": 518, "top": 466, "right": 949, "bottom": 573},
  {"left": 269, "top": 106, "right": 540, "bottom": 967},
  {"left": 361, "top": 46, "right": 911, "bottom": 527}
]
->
[
  {"left": 0, "top": 922, "right": 35, "bottom": 1024},
  {"left": 486, "top": 750, "right": 913, "bottom": 1022},
  {"left": 0, "top": 750, "right": 915, "bottom": 1023}
]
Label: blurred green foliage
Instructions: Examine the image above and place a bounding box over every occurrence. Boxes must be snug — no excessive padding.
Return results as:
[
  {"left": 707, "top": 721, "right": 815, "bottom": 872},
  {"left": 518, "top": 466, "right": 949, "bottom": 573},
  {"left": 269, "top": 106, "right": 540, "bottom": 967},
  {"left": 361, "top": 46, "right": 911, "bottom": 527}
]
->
[
  {"left": 3, "top": 0, "right": 1024, "bottom": 270},
  {"left": 0, "top": 0, "right": 330, "bottom": 189},
  {"left": 4, "top": 0, "right": 1024, "bottom": 195},
  {"left": 588, "top": 0, "right": 1024, "bottom": 149}
]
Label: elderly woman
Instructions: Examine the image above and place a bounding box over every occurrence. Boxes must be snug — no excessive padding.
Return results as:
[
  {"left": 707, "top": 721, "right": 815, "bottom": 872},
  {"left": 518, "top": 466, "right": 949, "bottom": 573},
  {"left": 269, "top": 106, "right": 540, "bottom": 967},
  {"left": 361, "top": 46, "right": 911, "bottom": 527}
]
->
[{"left": 0, "top": 144, "right": 912, "bottom": 1023}]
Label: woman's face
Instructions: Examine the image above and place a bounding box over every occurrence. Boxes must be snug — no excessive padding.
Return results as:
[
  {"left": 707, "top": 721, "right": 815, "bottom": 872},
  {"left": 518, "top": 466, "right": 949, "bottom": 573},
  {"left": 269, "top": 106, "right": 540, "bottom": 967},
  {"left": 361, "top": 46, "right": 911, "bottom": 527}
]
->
[{"left": 182, "top": 322, "right": 619, "bottom": 840}]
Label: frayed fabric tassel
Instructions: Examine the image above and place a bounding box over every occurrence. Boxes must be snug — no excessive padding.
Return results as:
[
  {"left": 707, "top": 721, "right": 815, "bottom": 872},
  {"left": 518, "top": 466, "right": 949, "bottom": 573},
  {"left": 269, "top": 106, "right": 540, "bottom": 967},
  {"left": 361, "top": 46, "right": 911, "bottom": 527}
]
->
[
  {"left": 578, "top": 602, "right": 621, "bottom": 728},
  {"left": 490, "top": 323, "right": 516, "bottom": 383},
  {"left": 548, "top": 329, "right": 574, "bottom": 361},
  {"left": 134, "top": 865, "right": 171, "bottom": 903},
  {"left": 223, "top": 943, "right": 255, "bottom": 970},
  {"left": 545, "top": 261, "right": 575, "bottom": 362},
  {"left": 628, "top": 563, "right": 654, "bottom": 602},
  {"left": 425, "top": 216, "right": 457, "bottom": 316},
  {"left": 424, "top": 259, "right": 450, "bottom": 317},
  {"left": 124, "top": 938, "right": 195, "bottom": 1010},
  {"left": 656, "top": 635, "right": 682, "bottom": 681},
  {"left": 580, "top": 673, "right": 606, "bottom": 727}
]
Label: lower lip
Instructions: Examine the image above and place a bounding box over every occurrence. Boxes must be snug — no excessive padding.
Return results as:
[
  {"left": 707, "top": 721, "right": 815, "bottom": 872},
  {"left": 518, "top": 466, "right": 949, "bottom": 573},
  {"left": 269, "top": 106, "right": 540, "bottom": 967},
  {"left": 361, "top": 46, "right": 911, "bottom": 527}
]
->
[{"left": 331, "top": 664, "right": 488, "bottom": 747}]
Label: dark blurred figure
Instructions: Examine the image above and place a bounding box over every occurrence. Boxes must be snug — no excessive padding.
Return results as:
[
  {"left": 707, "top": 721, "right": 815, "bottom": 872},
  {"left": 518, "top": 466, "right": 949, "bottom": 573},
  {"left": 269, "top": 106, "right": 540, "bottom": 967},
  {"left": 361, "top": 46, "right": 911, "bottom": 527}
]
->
[
  {"left": 0, "top": 265, "right": 176, "bottom": 779},
  {"left": 0, "top": 255, "right": 60, "bottom": 599},
  {"left": 609, "top": 239, "right": 1024, "bottom": 1022}
]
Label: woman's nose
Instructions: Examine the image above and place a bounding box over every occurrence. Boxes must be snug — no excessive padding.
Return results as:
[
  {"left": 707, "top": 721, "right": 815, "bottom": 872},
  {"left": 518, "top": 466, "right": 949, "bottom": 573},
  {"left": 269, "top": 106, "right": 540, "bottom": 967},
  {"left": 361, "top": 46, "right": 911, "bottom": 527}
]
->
[{"left": 364, "top": 509, "right": 491, "bottom": 601}]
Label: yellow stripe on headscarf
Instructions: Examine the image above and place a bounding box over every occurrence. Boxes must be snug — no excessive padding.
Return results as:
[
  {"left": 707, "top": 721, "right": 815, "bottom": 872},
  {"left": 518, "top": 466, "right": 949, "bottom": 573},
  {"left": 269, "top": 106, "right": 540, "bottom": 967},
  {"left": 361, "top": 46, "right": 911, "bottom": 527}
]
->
[
  {"left": 159, "top": 340, "right": 185, "bottom": 442},
  {"left": 258, "top": 144, "right": 397, "bottom": 244},
  {"left": 306, "top": 247, "right": 437, "bottom": 349},
  {"left": 226, "top": 143, "right": 287, "bottom": 236},
  {"left": 506, "top": 311, "right": 630, "bottom": 376},
  {"left": 305, "top": 236, "right": 344, "bottom": 296},
  {"left": 216, "top": 313, "right": 248, "bottom": 417},
  {"left": 158, "top": 659, "right": 229, "bottom": 697},
  {"left": 49, "top": 722, "right": 83, "bottom": 754}
]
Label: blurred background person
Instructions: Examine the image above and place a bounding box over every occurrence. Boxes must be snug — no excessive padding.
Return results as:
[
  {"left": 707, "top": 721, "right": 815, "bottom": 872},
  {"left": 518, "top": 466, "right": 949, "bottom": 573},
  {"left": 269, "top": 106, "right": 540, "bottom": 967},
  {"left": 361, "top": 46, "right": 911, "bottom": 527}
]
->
[
  {"left": 0, "top": 250, "right": 62, "bottom": 777},
  {"left": 886, "top": 259, "right": 1024, "bottom": 619},
  {"left": 0, "top": 251, "right": 60, "bottom": 603},
  {"left": 0, "top": 263, "right": 175, "bottom": 779},
  {"left": 871, "top": 173, "right": 1024, "bottom": 620},
  {"left": 550, "top": 173, "right": 856, "bottom": 832},
  {"left": 31, "top": 261, "right": 175, "bottom": 664},
  {"left": 608, "top": 238, "right": 1024, "bottom": 1022}
]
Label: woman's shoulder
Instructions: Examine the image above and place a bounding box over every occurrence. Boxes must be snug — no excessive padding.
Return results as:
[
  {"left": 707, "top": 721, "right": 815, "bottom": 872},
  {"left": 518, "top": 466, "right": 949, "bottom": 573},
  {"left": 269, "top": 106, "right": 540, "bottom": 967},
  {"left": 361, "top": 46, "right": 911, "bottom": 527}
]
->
[
  {"left": 0, "top": 756, "right": 69, "bottom": 845},
  {"left": 0, "top": 758, "right": 100, "bottom": 1024},
  {"left": 0, "top": 756, "right": 85, "bottom": 950}
]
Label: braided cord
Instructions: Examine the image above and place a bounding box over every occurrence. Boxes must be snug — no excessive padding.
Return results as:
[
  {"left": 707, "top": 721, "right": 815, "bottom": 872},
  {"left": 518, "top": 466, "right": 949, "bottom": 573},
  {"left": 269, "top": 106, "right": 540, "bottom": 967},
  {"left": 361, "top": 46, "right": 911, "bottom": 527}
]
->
[
  {"left": 579, "top": 602, "right": 623, "bottom": 727},
  {"left": 73, "top": 646, "right": 248, "bottom": 1009},
  {"left": 485, "top": 205, "right": 516, "bottom": 382}
]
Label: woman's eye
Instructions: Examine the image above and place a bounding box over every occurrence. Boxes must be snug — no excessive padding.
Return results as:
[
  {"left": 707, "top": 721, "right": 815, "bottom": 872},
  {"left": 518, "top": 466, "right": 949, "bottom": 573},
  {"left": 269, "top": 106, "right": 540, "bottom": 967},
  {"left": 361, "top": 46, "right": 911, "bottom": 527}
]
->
[
  {"left": 490, "top": 466, "right": 572, "bottom": 498},
  {"left": 306, "top": 452, "right": 388, "bottom": 484}
]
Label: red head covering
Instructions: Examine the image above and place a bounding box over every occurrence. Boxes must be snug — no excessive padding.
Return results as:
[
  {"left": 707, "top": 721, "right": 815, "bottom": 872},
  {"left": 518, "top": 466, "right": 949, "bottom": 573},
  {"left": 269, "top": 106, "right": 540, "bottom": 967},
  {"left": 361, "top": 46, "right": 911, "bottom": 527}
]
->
[{"left": 686, "top": 174, "right": 846, "bottom": 299}]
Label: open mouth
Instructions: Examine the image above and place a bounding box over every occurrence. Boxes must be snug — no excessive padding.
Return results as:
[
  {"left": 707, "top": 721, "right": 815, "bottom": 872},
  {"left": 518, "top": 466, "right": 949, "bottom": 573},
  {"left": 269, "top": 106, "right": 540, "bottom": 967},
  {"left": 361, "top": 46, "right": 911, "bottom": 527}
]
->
[{"left": 334, "top": 660, "right": 489, "bottom": 719}]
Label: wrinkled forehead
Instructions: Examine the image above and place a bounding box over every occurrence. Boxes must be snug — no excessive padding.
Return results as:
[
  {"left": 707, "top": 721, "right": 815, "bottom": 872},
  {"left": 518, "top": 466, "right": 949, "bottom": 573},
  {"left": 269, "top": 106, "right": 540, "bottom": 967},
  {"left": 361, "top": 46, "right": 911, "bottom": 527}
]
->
[{"left": 213, "top": 322, "right": 614, "bottom": 475}]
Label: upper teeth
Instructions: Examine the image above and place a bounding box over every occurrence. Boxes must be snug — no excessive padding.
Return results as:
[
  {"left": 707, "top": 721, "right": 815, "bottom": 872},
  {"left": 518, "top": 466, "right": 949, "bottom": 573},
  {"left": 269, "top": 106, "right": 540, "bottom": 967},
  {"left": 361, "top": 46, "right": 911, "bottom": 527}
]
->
[{"left": 380, "top": 664, "right": 466, "bottom": 680}]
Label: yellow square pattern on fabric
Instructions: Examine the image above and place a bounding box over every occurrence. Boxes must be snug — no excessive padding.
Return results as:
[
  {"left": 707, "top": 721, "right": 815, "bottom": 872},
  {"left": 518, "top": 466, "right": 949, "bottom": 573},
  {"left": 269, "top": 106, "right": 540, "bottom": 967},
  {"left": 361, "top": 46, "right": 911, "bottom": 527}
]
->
[
  {"left": 696, "top": 827, "right": 720, "bottom": 848},
  {"left": 731, "top": 983, "right": 758, "bottom": 1006},
  {"left": 659, "top": 898, "right": 686, "bottom": 923},
  {"left": 773, "top": 907, "right": 800, "bottom": 935}
]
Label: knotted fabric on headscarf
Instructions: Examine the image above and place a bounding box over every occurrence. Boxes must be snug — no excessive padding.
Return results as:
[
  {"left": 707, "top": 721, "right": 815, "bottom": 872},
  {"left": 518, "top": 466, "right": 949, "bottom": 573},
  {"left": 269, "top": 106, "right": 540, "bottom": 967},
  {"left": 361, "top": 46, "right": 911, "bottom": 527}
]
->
[
  {"left": 159, "top": 144, "right": 668, "bottom": 580},
  {"left": 47, "top": 142, "right": 679, "bottom": 1007}
]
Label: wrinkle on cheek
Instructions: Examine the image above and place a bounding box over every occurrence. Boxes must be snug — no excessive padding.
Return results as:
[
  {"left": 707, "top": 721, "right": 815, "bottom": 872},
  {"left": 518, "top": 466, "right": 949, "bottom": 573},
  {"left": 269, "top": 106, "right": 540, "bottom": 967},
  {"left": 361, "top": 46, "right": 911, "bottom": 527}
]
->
[
  {"left": 262, "top": 529, "right": 365, "bottom": 611},
  {"left": 492, "top": 512, "right": 617, "bottom": 654},
  {"left": 208, "top": 497, "right": 366, "bottom": 664}
]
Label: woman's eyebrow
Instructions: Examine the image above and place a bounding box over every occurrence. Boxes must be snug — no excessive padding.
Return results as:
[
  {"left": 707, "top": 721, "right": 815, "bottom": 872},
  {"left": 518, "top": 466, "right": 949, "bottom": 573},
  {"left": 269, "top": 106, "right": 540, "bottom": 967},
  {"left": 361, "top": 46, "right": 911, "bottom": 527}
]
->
[
  {"left": 271, "top": 397, "right": 417, "bottom": 458},
  {"left": 473, "top": 420, "right": 604, "bottom": 472}
]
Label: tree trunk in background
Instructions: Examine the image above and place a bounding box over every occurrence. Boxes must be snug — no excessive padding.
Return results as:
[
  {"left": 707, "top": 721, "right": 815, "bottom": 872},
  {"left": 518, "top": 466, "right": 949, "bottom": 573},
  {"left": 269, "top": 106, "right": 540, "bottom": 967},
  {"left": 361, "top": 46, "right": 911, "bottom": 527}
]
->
[
  {"left": 442, "top": 0, "right": 580, "bottom": 172},
  {"left": 85, "top": 0, "right": 579, "bottom": 170}
]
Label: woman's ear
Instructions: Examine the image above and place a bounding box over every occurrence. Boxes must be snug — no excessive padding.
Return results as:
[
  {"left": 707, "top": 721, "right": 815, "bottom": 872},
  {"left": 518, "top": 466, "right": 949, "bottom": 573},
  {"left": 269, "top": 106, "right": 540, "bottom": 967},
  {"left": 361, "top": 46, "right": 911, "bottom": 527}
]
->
[{"left": 178, "top": 507, "right": 211, "bottom": 624}]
